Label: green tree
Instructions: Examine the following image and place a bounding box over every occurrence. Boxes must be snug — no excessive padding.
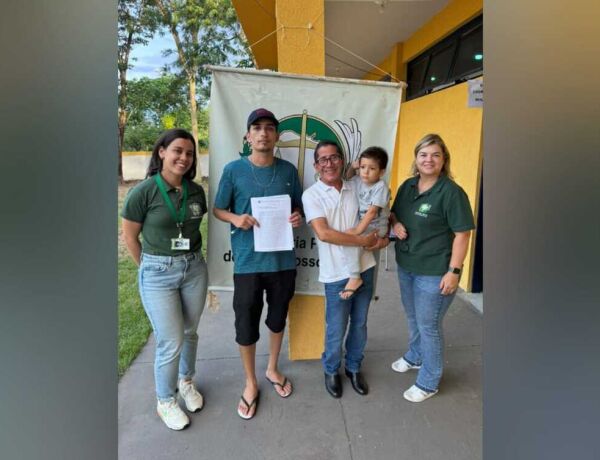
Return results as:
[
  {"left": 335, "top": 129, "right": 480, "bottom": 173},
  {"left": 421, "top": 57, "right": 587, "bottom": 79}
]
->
[
  {"left": 118, "top": 0, "right": 159, "bottom": 179},
  {"left": 123, "top": 124, "right": 164, "bottom": 151},
  {"left": 126, "top": 75, "right": 189, "bottom": 125},
  {"left": 123, "top": 75, "right": 210, "bottom": 151},
  {"left": 154, "top": 0, "right": 251, "bottom": 175}
]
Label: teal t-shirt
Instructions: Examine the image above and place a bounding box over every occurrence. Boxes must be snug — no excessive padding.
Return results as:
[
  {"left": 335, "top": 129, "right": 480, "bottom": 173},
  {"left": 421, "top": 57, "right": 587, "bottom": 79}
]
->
[
  {"left": 121, "top": 176, "right": 207, "bottom": 256},
  {"left": 213, "top": 157, "right": 303, "bottom": 274},
  {"left": 391, "top": 175, "right": 475, "bottom": 275}
]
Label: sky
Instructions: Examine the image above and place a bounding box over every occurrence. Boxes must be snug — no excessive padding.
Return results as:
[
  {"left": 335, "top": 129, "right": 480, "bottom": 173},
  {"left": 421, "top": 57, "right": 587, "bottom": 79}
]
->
[
  {"left": 127, "top": 29, "right": 247, "bottom": 80},
  {"left": 128, "top": 30, "right": 174, "bottom": 80}
]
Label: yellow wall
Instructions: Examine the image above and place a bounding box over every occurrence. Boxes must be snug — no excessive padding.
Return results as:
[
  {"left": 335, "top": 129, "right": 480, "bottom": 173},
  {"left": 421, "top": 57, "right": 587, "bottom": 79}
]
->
[
  {"left": 368, "top": 0, "right": 484, "bottom": 290},
  {"left": 363, "top": 0, "right": 482, "bottom": 83},
  {"left": 276, "top": 0, "right": 325, "bottom": 75},
  {"left": 394, "top": 82, "right": 482, "bottom": 290},
  {"left": 231, "top": 0, "right": 483, "bottom": 364},
  {"left": 232, "top": 0, "right": 326, "bottom": 75},
  {"left": 403, "top": 0, "right": 482, "bottom": 62},
  {"left": 275, "top": 0, "right": 326, "bottom": 360},
  {"left": 362, "top": 54, "right": 392, "bottom": 82},
  {"left": 232, "top": 0, "right": 278, "bottom": 70},
  {"left": 362, "top": 43, "right": 405, "bottom": 84}
]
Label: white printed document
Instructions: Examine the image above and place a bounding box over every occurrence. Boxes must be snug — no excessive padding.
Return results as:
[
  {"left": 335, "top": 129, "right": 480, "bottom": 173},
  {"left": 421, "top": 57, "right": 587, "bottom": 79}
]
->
[{"left": 250, "top": 194, "right": 294, "bottom": 252}]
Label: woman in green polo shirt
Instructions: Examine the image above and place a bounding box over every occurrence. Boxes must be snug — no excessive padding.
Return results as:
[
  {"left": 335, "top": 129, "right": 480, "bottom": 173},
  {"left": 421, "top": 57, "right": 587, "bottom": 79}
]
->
[
  {"left": 121, "top": 129, "right": 208, "bottom": 430},
  {"left": 390, "top": 133, "right": 475, "bottom": 403}
]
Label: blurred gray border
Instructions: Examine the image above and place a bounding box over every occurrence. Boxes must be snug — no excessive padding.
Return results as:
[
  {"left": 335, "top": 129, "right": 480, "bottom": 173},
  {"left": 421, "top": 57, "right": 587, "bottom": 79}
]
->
[
  {"left": 484, "top": 1, "right": 600, "bottom": 458},
  {"left": 0, "top": 1, "right": 118, "bottom": 459},
  {"left": 1, "top": 0, "right": 599, "bottom": 458}
]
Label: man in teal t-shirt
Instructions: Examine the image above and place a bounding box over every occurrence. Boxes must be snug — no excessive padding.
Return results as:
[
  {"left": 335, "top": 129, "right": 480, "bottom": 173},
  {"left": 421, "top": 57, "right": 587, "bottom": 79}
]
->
[{"left": 213, "top": 108, "right": 303, "bottom": 420}]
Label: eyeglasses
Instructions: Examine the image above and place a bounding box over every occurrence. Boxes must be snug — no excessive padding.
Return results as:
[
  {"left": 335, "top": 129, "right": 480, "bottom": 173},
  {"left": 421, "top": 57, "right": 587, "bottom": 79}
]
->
[{"left": 316, "top": 154, "right": 342, "bottom": 166}]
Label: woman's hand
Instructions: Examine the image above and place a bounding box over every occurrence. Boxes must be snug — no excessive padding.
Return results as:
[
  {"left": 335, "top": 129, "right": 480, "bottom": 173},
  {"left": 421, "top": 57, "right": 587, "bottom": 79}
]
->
[
  {"left": 393, "top": 221, "right": 408, "bottom": 240},
  {"left": 121, "top": 218, "right": 143, "bottom": 266},
  {"left": 439, "top": 231, "right": 471, "bottom": 294},
  {"left": 439, "top": 272, "right": 459, "bottom": 296}
]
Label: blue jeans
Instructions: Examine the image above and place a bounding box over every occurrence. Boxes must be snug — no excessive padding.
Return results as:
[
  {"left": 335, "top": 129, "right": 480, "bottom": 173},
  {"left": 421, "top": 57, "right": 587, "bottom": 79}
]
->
[
  {"left": 138, "top": 252, "right": 208, "bottom": 401},
  {"left": 397, "top": 267, "right": 456, "bottom": 392},
  {"left": 322, "top": 267, "right": 374, "bottom": 375}
]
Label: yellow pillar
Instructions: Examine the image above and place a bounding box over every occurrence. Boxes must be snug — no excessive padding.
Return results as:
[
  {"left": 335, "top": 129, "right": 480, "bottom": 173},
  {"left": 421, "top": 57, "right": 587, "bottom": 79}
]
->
[
  {"left": 389, "top": 43, "right": 405, "bottom": 195},
  {"left": 275, "top": 0, "right": 325, "bottom": 360},
  {"left": 275, "top": 0, "right": 325, "bottom": 75}
]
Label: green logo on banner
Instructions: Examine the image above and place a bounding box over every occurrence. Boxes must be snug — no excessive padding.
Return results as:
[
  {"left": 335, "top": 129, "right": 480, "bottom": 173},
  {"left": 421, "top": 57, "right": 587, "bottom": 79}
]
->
[{"left": 240, "top": 110, "right": 354, "bottom": 185}]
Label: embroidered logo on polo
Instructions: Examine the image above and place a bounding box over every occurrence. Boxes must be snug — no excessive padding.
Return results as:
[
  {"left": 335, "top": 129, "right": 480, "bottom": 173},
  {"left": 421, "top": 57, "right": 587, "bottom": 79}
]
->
[
  {"left": 189, "top": 203, "right": 203, "bottom": 219},
  {"left": 415, "top": 203, "right": 432, "bottom": 218}
]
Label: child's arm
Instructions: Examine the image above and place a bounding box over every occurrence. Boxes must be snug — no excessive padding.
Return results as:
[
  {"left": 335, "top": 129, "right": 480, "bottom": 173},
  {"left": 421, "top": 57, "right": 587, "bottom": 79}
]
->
[
  {"left": 346, "top": 204, "right": 381, "bottom": 235},
  {"left": 344, "top": 160, "right": 360, "bottom": 180}
]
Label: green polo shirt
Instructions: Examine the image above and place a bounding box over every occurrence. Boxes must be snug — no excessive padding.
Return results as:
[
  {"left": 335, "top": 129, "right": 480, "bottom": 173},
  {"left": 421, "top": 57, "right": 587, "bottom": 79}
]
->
[
  {"left": 121, "top": 175, "right": 207, "bottom": 256},
  {"left": 391, "top": 175, "right": 475, "bottom": 275}
]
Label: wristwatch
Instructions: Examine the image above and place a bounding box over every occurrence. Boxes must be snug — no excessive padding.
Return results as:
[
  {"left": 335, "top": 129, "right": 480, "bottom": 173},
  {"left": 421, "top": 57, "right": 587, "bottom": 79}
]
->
[{"left": 448, "top": 266, "right": 462, "bottom": 275}]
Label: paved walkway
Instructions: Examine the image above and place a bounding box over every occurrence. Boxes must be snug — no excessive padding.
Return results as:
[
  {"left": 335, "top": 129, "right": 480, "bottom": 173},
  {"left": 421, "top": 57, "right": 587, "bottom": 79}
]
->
[{"left": 118, "top": 258, "right": 482, "bottom": 460}]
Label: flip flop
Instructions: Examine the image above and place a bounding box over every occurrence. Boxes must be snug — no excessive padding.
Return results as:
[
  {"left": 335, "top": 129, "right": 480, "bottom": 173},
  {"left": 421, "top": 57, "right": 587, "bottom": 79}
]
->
[
  {"left": 339, "top": 288, "right": 358, "bottom": 300},
  {"left": 265, "top": 376, "right": 293, "bottom": 398},
  {"left": 237, "top": 391, "right": 259, "bottom": 420}
]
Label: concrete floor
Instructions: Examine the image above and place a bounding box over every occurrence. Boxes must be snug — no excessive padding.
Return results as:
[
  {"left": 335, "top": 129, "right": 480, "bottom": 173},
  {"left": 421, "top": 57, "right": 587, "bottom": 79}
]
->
[{"left": 118, "top": 259, "right": 482, "bottom": 460}]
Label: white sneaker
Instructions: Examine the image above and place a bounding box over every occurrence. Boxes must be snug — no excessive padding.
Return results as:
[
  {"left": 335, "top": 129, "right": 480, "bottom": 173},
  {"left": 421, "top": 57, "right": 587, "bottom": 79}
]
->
[
  {"left": 391, "top": 357, "right": 421, "bottom": 373},
  {"left": 403, "top": 384, "right": 438, "bottom": 403},
  {"left": 156, "top": 399, "right": 190, "bottom": 430},
  {"left": 178, "top": 378, "right": 204, "bottom": 412}
]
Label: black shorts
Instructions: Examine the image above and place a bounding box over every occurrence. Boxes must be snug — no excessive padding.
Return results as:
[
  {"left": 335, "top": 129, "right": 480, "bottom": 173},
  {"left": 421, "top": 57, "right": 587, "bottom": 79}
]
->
[{"left": 232, "top": 269, "right": 296, "bottom": 346}]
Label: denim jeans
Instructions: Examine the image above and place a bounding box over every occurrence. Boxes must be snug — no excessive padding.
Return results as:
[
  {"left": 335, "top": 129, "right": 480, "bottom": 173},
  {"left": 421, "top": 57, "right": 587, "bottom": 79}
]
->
[
  {"left": 138, "top": 251, "right": 208, "bottom": 401},
  {"left": 397, "top": 266, "right": 456, "bottom": 392},
  {"left": 322, "top": 267, "right": 374, "bottom": 375}
]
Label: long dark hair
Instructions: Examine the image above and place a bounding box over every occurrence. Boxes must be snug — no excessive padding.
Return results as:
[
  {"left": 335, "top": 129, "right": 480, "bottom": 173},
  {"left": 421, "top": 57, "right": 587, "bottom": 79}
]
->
[{"left": 146, "top": 129, "right": 197, "bottom": 180}]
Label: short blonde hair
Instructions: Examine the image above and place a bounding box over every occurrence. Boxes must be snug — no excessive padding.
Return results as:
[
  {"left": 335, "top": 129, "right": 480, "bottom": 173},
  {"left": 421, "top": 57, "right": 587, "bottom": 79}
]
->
[{"left": 410, "top": 133, "right": 453, "bottom": 179}]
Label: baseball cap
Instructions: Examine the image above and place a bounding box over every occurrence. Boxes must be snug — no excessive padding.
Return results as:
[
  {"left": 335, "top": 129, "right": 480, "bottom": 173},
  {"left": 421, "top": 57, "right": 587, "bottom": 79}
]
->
[{"left": 246, "top": 108, "right": 279, "bottom": 130}]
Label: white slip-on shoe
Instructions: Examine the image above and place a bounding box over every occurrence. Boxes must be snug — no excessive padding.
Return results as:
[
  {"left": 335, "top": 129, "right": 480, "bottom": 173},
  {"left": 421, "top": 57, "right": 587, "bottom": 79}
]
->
[
  {"left": 157, "top": 399, "right": 190, "bottom": 430},
  {"left": 178, "top": 378, "right": 204, "bottom": 412},
  {"left": 391, "top": 357, "right": 422, "bottom": 373},
  {"left": 403, "top": 384, "right": 438, "bottom": 403}
]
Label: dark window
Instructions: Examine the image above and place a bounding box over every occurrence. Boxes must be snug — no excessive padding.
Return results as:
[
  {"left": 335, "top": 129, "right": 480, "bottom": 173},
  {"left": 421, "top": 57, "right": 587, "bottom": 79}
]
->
[
  {"left": 423, "top": 42, "right": 456, "bottom": 90},
  {"left": 406, "top": 55, "right": 428, "bottom": 96},
  {"left": 452, "top": 22, "right": 483, "bottom": 80},
  {"left": 406, "top": 14, "right": 482, "bottom": 100}
]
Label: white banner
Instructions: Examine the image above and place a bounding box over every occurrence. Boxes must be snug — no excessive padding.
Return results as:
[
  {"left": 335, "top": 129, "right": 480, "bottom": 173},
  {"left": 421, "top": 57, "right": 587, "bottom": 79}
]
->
[{"left": 207, "top": 67, "right": 403, "bottom": 294}]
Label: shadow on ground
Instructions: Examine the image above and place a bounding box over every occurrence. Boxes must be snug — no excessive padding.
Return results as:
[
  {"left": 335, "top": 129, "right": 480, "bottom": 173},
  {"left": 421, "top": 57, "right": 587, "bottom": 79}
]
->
[{"left": 119, "top": 257, "right": 481, "bottom": 460}]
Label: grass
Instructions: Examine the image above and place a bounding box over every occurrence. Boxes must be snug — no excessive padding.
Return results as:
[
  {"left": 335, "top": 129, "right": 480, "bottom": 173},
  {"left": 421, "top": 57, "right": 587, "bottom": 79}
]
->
[
  {"left": 118, "top": 255, "right": 152, "bottom": 377},
  {"left": 118, "top": 180, "right": 208, "bottom": 378}
]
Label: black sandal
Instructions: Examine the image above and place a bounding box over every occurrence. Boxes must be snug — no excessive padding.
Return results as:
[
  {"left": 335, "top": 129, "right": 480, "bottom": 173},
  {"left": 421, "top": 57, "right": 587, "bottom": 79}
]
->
[
  {"left": 237, "top": 392, "right": 259, "bottom": 420},
  {"left": 265, "top": 376, "right": 293, "bottom": 398}
]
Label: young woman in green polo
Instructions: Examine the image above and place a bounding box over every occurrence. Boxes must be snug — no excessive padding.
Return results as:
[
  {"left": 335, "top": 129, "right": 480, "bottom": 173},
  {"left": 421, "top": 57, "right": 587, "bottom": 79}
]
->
[
  {"left": 121, "top": 129, "right": 208, "bottom": 430},
  {"left": 390, "top": 133, "right": 475, "bottom": 403}
]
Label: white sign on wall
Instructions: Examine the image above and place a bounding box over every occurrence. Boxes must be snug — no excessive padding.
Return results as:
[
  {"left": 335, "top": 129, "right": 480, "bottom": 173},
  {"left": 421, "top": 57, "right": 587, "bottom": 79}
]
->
[{"left": 468, "top": 78, "right": 483, "bottom": 108}]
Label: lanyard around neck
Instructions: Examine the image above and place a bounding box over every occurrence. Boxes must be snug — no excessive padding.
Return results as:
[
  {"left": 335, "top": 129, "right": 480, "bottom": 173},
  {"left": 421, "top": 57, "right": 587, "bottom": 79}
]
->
[{"left": 154, "top": 174, "right": 188, "bottom": 227}]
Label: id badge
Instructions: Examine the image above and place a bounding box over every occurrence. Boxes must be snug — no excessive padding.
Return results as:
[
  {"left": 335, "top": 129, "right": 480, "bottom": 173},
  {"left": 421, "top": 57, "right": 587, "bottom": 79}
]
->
[{"left": 171, "top": 238, "right": 190, "bottom": 250}]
